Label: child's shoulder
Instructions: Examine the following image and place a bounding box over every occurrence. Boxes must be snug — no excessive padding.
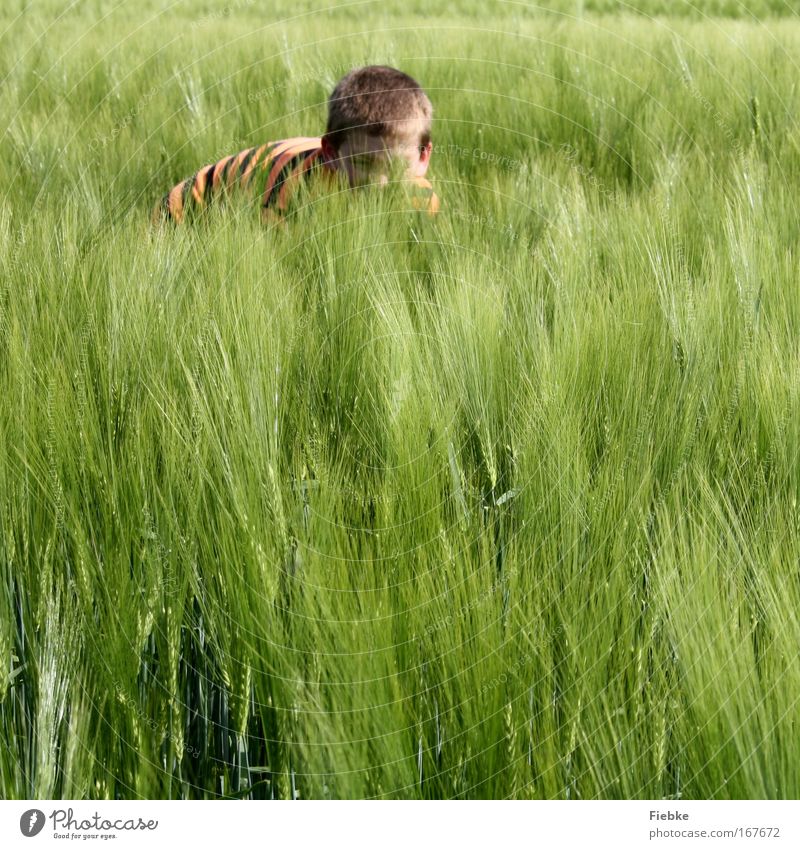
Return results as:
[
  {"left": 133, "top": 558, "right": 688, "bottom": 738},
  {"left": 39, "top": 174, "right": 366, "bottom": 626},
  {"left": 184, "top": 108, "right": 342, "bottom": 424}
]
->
[{"left": 269, "top": 136, "right": 323, "bottom": 156}]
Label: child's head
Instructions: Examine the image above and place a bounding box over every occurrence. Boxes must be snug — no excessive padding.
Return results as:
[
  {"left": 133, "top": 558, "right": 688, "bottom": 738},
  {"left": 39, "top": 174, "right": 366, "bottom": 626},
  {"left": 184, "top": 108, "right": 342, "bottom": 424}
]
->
[{"left": 321, "top": 65, "right": 433, "bottom": 187}]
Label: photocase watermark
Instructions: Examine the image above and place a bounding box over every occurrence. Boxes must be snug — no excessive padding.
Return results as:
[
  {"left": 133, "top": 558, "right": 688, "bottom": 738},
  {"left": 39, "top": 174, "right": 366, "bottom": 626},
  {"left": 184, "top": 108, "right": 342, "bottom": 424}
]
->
[
  {"left": 191, "top": 0, "right": 257, "bottom": 28},
  {"left": 442, "top": 142, "right": 523, "bottom": 172},
  {"left": 89, "top": 84, "right": 159, "bottom": 152},
  {"left": 140, "top": 503, "right": 183, "bottom": 595},
  {"left": 676, "top": 58, "right": 742, "bottom": 154},
  {"left": 45, "top": 379, "right": 65, "bottom": 536},
  {"left": 8, "top": 190, "right": 46, "bottom": 271},
  {"left": 448, "top": 207, "right": 519, "bottom": 241},
  {"left": 296, "top": 436, "right": 399, "bottom": 510},
  {"left": 425, "top": 566, "right": 518, "bottom": 638},
  {"left": 589, "top": 404, "right": 656, "bottom": 517},
  {"left": 479, "top": 623, "right": 566, "bottom": 695},
  {"left": 247, "top": 62, "right": 353, "bottom": 103},
  {"left": 558, "top": 142, "right": 619, "bottom": 202},
  {"left": 389, "top": 369, "right": 410, "bottom": 421},
  {"left": 112, "top": 678, "right": 200, "bottom": 759}
]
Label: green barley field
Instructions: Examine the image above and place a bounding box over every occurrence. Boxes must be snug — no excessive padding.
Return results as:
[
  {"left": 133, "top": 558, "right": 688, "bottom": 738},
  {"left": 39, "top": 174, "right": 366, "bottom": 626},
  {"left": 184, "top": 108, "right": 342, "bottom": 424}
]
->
[{"left": 2, "top": 0, "right": 800, "bottom": 800}]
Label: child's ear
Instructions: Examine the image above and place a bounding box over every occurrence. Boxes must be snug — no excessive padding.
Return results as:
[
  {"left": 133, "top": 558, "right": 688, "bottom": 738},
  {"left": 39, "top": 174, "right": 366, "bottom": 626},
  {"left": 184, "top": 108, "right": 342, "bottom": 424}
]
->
[{"left": 418, "top": 141, "right": 433, "bottom": 174}]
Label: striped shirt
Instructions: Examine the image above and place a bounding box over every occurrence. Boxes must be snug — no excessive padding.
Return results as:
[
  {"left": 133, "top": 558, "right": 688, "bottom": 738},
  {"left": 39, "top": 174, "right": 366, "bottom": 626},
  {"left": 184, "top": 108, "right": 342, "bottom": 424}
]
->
[{"left": 152, "top": 136, "right": 440, "bottom": 226}]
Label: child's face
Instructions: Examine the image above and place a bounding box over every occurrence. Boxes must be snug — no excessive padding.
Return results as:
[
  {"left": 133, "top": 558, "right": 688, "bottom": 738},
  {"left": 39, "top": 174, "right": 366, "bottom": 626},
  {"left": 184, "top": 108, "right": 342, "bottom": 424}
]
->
[{"left": 326, "top": 131, "right": 432, "bottom": 188}]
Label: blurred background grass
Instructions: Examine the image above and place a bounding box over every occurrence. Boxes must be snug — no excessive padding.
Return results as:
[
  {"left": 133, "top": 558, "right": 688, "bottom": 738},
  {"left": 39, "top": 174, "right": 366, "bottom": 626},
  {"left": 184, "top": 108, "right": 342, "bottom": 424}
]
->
[{"left": 1, "top": 0, "right": 800, "bottom": 799}]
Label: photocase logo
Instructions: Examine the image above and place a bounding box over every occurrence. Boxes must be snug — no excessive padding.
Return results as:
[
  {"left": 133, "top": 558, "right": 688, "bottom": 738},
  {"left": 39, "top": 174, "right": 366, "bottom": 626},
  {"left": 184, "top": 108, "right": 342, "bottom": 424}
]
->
[
  {"left": 15, "top": 807, "right": 159, "bottom": 838},
  {"left": 19, "top": 809, "right": 45, "bottom": 837}
]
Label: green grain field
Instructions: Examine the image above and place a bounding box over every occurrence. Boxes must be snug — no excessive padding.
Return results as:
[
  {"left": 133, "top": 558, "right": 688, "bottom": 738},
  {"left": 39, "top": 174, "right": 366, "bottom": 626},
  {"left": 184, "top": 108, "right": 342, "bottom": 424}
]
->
[{"left": 2, "top": 0, "right": 800, "bottom": 799}]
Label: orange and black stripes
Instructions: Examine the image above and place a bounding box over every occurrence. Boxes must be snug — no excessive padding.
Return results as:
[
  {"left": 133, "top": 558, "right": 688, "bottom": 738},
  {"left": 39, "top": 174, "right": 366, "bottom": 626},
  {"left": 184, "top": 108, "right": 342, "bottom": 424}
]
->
[
  {"left": 152, "top": 135, "right": 440, "bottom": 225},
  {"left": 258, "top": 139, "right": 320, "bottom": 212},
  {"left": 153, "top": 137, "right": 327, "bottom": 225}
]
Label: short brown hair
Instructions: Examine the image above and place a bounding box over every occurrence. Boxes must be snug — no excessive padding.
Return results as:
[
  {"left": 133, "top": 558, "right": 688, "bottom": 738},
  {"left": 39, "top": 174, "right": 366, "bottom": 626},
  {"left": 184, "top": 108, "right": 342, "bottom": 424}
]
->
[{"left": 325, "top": 65, "right": 433, "bottom": 151}]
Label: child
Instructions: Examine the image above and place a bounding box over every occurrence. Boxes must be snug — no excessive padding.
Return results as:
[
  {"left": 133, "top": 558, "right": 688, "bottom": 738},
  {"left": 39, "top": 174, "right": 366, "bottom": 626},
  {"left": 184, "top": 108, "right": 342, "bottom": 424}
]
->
[{"left": 152, "top": 65, "right": 439, "bottom": 226}]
